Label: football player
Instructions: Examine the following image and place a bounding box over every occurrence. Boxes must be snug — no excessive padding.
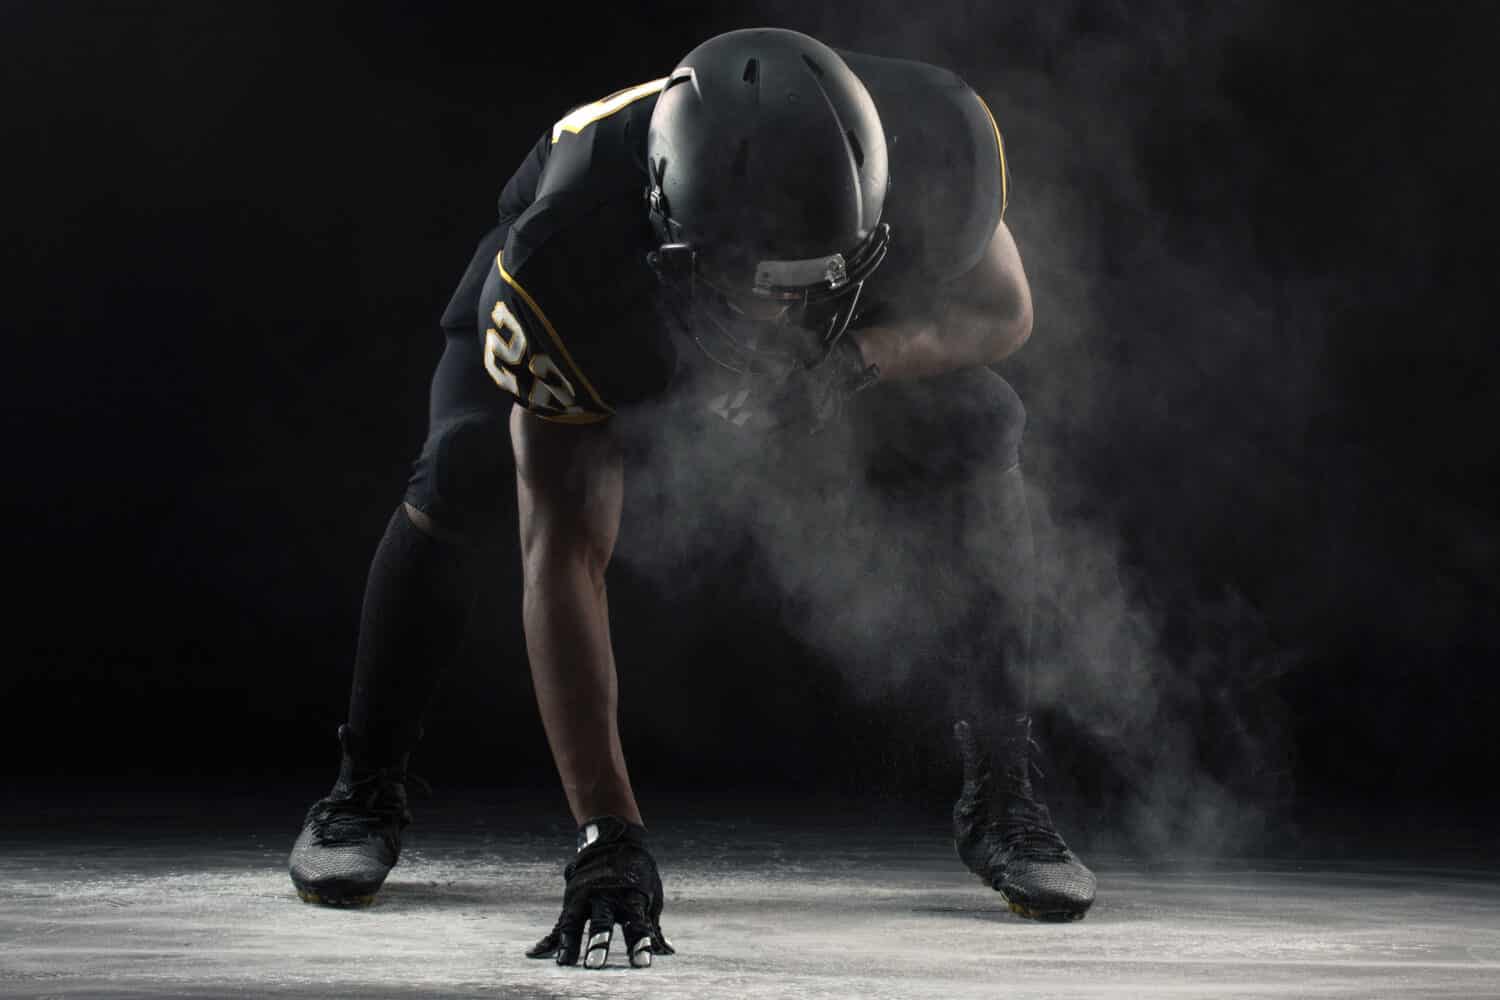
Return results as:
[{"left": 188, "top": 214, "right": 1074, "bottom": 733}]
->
[{"left": 288, "top": 28, "right": 1096, "bottom": 968}]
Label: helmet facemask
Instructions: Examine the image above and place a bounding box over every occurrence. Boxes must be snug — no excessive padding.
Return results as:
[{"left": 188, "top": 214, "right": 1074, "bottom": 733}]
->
[{"left": 647, "top": 218, "right": 891, "bottom": 379}]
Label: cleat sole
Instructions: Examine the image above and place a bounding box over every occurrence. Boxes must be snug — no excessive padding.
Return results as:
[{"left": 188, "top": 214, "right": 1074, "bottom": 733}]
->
[
  {"left": 1001, "top": 893, "right": 1091, "bottom": 923},
  {"left": 296, "top": 888, "right": 377, "bottom": 907}
]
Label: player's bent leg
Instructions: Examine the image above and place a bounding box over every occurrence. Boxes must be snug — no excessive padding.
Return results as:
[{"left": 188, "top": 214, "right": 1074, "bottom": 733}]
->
[
  {"left": 848, "top": 367, "right": 1032, "bottom": 730},
  {"left": 290, "top": 222, "right": 518, "bottom": 906},
  {"left": 290, "top": 408, "right": 515, "bottom": 905},
  {"left": 852, "top": 367, "right": 1096, "bottom": 920}
]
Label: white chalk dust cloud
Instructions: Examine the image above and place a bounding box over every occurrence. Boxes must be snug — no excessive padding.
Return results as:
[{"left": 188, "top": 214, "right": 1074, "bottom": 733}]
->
[{"left": 612, "top": 1, "right": 1307, "bottom": 857}]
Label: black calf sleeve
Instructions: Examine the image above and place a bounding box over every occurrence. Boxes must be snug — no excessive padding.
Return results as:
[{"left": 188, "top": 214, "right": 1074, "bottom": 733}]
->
[
  {"left": 850, "top": 369, "right": 1036, "bottom": 732},
  {"left": 944, "top": 461, "right": 1037, "bottom": 742},
  {"left": 345, "top": 505, "right": 474, "bottom": 765}
]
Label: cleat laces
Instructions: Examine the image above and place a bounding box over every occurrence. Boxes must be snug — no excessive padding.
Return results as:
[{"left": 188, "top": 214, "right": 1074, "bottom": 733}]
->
[
  {"left": 305, "top": 768, "right": 426, "bottom": 848},
  {"left": 993, "top": 736, "right": 1073, "bottom": 864},
  {"left": 997, "top": 795, "right": 1072, "bottom": 863}
]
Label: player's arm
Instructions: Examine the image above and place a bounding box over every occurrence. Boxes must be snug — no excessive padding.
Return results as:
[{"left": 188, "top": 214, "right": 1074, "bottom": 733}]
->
[
  {"left": 510, "top": 404, "right": 640, "bottom": 827},
  {"left": 513, "top": 405, "right": 675, "bottom": 969},
  {"left": 848, "top": 217, "right": 1033, "bottom": 381}
]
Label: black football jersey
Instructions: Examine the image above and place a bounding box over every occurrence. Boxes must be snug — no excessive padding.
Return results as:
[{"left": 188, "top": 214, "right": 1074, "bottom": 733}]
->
[{"left": 474, "top": 52, "right": 1008, "bottom": 424}]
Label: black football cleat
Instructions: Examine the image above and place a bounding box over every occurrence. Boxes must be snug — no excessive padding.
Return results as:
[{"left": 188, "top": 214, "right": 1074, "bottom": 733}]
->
[
  {"left": 953, "top": 716, "right": 1097, "bottom": 921},
  {"left": 288, "top": 724, "right": 413, "bottom": 906}
]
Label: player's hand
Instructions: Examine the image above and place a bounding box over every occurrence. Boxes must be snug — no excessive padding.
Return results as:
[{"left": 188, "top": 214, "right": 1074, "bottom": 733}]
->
[
  {"left": 753, "top": 335, "right": 879, "bottom": 435},
  {"left": 525, "top": 816, "right": 674, "bottom": 969}
]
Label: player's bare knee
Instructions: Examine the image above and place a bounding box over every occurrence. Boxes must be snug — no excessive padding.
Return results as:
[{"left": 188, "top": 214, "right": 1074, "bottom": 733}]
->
[
  {"left": 938, "top": 367, "right": 1027, "bottom": 470},
  {"left": 984, "top": 372, "right": 1026, "bottom": 470}
]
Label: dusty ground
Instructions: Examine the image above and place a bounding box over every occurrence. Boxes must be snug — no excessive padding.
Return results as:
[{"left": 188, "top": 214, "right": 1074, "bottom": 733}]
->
[{"left": 2, "top": 789, "right": 1497, "bottom": 998}]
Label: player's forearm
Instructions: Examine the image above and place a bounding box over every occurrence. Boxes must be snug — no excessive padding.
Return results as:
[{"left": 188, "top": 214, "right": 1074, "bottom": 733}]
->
[
  {"left": 521, "top": 554, "right": 642, "bottom": 826},
  {"left": 850, "top": 301, "right": 1032, "bottom": 381}
]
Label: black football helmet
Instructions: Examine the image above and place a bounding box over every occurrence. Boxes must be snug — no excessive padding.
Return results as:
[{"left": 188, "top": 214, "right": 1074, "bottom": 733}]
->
[{"left": 645, "top": 28, "right": 891, "bottom": 377}]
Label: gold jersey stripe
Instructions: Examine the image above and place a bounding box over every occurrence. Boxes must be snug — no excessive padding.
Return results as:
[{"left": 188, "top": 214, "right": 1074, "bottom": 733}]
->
[
  {"left": 551, "top": 78, "right": 668, "bottom": 144},
  {"left": 974, "top": 93, "right": 1009, "bottom": 218},
  {"left": 495, "top": 251, "right": 614, "bottom": 415}
]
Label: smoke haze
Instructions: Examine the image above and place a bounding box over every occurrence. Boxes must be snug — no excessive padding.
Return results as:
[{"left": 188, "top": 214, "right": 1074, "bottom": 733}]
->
[{"left": 606, "top": 1, "right": 1360, "bottom": 857}]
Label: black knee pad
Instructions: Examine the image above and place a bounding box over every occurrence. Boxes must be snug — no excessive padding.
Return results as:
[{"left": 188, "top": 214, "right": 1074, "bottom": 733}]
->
[
  {"left": 966, "top": 369, "right": 1026, "bottom": 472},
  {"left": 404, "top": 413, "right": 515, "bottom": 538}
]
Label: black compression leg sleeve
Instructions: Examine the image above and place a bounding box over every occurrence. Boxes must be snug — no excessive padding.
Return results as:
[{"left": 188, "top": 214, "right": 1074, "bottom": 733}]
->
[
  {"left": 345, "top": 505, "right": 474, "bottom": 766},
  {"left": 850, "top": 368, "right": 1036, "bottom": 748},
  {"left": 953, "top": 461, "right": 1037, "bottom": 744}
]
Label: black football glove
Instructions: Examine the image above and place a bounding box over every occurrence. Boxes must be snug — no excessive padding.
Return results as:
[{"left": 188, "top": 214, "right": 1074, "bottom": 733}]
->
[
  {"left": 705, "top": 335, "right": 879, "bottom": 436},
  {"left": 525, "top": 816, "right": 674, "bottom": 969},
  {"left": 760, "top": 335, "right": 880, "bottom": 435}
]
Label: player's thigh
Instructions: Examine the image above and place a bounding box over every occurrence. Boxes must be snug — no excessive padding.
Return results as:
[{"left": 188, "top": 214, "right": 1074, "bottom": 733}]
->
[
  {"left": 404, "top": 338, "right": 518, "bottom": 542},
  {"left": 837, "top": 365, "right": 1027, "bottom": 574}
]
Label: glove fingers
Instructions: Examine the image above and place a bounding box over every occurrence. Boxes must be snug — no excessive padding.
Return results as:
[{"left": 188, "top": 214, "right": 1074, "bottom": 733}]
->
[
  {"left": 619, "top": 919, "right": 654, "bottom": 967},
  {"left": 554, "top": 924, "right": 583, "bottom": 966},
  {"left": 552, "top": 900, "right": 589, "bottom": 966},
  {"left": 524, "top": 929, "right": 561, "bottom": 960},
  {"left": 583, "top": 897, "right": 615, "bottom": 970},
  {"left": 617, "top": 890, "right": 656, "bottom": 968},
  {"left": 526, "top": 898, "right": 582, "bottom": 960},
  {"left": 641, "top": 859, "right": 675, "bottom": 955}
]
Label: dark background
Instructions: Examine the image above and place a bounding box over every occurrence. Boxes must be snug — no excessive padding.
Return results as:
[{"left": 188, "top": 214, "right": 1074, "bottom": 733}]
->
[{"left": 4, "top": 2, "right": 1495, "bottom": 853}]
